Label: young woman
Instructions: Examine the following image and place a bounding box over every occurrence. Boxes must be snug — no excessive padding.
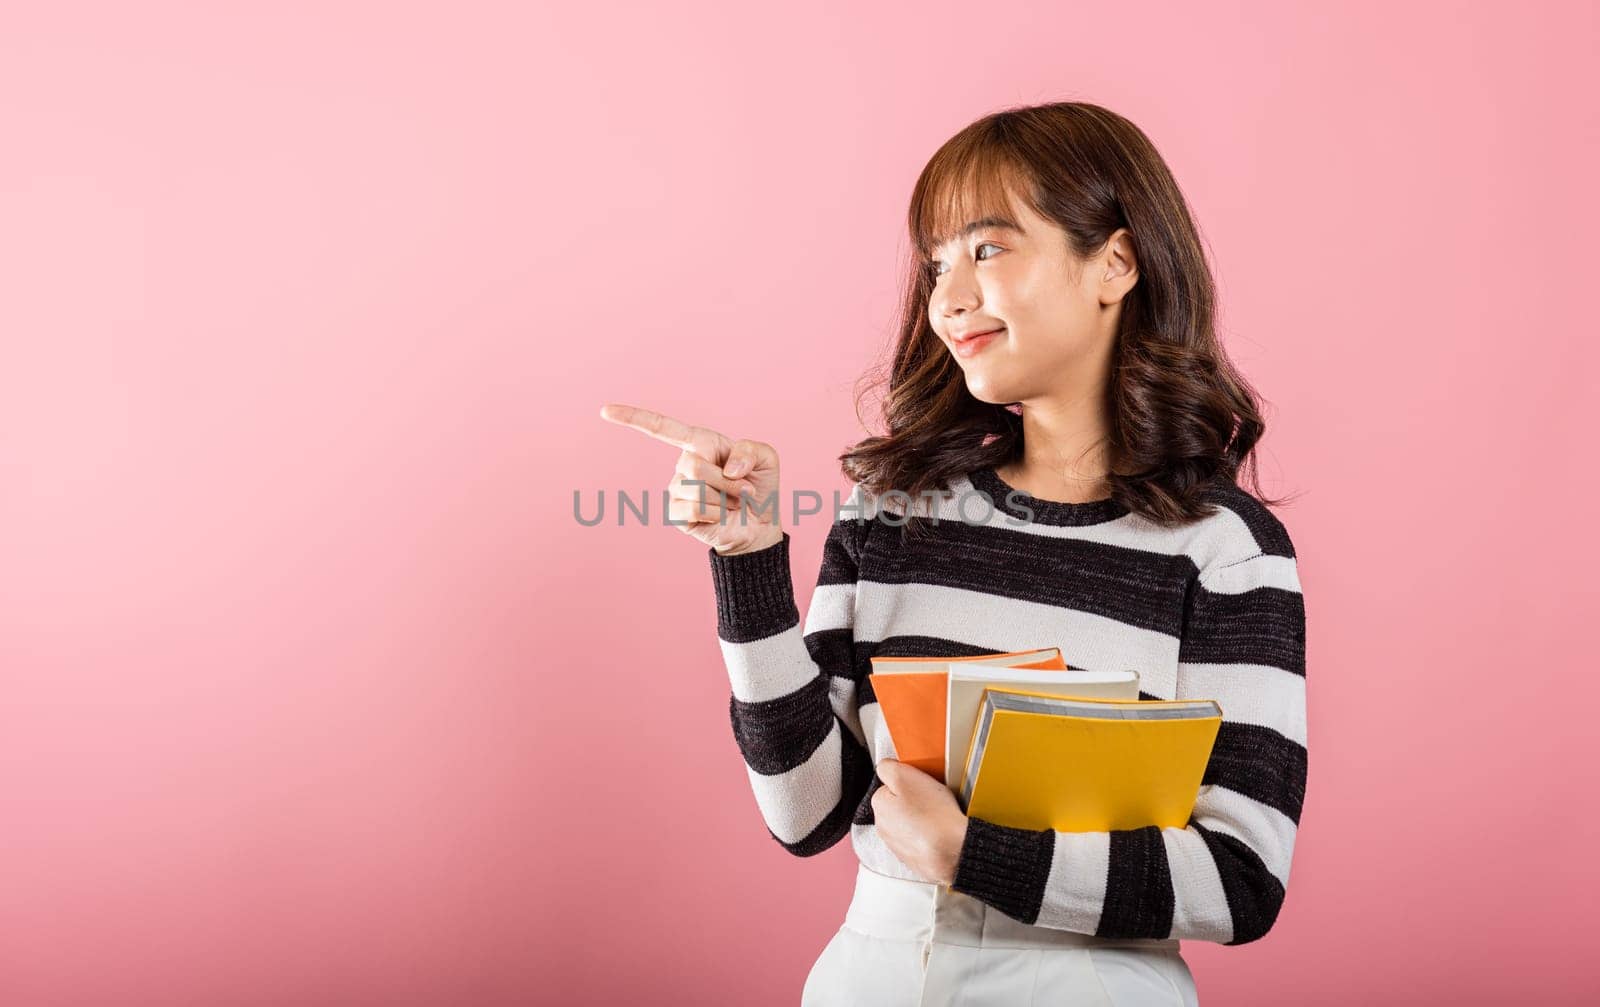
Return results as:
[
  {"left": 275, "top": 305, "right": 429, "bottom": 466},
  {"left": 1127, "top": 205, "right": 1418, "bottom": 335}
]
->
[{"left": 601, "top": 101, "right": 1306, "bottom": 1006}]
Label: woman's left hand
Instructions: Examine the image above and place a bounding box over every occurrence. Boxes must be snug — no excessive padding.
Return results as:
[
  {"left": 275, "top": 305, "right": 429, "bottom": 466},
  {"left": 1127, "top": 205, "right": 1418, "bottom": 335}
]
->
[{"left": 871, "top": 759, "right": 970, "bottom": 885}]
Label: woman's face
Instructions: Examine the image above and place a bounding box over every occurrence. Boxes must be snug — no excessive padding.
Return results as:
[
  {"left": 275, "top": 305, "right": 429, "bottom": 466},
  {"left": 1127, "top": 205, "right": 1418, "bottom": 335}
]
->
[{"left": 925, "top": 191, "right": 1133, "bottom": 406}]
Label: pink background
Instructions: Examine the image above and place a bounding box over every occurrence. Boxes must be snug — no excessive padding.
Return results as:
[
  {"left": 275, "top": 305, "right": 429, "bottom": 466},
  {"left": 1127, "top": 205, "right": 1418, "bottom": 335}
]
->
[{"left": 3, "top": 2, "right": 1597, "bottom": 1004}]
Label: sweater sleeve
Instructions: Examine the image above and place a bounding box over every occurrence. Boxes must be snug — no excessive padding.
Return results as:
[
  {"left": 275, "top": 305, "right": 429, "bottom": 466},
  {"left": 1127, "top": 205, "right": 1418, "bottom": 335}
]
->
[
  {"left": 708, "top": 487, "right": 875, "bottom": 857},
  {"left": 950, "top": 535, "right": 1308, "bottom": 946}
]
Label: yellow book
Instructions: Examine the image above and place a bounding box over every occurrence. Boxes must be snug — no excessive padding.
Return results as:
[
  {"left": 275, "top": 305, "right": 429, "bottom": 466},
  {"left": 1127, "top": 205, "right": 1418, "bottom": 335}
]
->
[
  {"left": 944, "top": 667, "right": 1140, "bottom": 791},
  {"left": 958, "top": 688, "right": 1223, "bottom": 833}
]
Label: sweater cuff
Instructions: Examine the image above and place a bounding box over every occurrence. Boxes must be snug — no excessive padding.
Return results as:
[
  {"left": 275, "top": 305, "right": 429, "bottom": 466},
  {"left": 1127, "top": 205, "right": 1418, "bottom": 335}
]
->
[
  {"left": 950, "top": 816, "right": 1055, "bottom": 925},
  {"left": 708, "top": 531, "right": 800, "bottom": 643}
]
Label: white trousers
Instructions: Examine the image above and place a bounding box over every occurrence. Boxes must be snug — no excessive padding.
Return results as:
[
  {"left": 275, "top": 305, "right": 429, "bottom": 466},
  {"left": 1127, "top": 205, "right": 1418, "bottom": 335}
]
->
[{"left": 801, "top": 863, "right": 1200, "bottom": 1006}]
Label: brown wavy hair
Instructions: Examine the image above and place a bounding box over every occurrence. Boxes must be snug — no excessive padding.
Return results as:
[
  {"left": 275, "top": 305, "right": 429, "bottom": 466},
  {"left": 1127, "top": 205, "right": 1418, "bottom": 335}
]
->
[{"left": 840, "top": 101, "right": 1293, "bottom": 529}]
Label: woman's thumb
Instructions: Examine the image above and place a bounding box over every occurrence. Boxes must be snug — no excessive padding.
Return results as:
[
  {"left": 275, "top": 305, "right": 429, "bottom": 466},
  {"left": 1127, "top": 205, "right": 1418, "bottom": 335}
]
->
[{"left": 722, "top": 441, "right": 760, "bottom": 479}]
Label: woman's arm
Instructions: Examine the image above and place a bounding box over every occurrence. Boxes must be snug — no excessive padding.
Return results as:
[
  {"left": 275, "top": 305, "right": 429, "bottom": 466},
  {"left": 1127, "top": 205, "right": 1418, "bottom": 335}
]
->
[
  {"left": 949, "top": 527, "right": 1307, "bottom": 946},
  {"left": 708, "top": 485, "right": 876, "bottom": 857}
]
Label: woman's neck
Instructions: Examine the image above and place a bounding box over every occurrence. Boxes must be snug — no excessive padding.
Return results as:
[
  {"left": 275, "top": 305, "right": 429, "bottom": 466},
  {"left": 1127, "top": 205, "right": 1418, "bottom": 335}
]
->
[{"left": 998, "top": 400, "right": 1113, "bottom": 504}]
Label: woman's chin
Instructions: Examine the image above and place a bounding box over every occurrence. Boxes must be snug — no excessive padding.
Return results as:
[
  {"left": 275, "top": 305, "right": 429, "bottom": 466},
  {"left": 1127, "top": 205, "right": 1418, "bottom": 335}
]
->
[{"left": 961, "top": 370, "right": 1018, "bottom": 405}]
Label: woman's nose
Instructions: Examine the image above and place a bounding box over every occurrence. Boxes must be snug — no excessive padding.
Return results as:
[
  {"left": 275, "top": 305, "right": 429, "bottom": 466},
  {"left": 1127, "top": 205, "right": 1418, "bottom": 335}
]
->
[{"left": 933, "top": 263, "right": 981, "bottom": 319}]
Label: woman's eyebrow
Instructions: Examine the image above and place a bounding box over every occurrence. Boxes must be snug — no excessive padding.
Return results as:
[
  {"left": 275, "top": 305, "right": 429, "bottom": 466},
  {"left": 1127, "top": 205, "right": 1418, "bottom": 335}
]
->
[
  {"left": 933, "top": 216, "right": 1025, "bottom": 248},
  {"left": 961, "top": 216, "right": 1023, "bottom": 236}
]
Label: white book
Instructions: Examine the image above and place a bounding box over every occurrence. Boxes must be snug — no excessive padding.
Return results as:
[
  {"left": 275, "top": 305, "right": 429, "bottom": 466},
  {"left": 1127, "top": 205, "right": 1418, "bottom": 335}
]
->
[{"left": 944, "top": 666, "right": 1142, "bottom": 790}]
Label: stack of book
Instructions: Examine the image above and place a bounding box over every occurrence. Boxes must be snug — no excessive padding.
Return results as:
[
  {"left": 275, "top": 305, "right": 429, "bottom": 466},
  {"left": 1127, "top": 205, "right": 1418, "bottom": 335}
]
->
[{"left": 868, "top": 648, "right": 1222, "bottom": 832}]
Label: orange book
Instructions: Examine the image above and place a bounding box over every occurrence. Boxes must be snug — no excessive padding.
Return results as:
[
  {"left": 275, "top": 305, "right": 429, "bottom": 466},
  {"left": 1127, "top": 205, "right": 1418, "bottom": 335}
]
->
[{"left": 867, "top": 648, "right": 1065, "bottom": 779}]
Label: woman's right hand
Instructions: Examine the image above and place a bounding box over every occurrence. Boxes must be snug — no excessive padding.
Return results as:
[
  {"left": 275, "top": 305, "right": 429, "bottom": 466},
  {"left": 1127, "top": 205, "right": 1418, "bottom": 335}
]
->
[{"left": 599, "top": 402, "right": 785, "bottom": 556}]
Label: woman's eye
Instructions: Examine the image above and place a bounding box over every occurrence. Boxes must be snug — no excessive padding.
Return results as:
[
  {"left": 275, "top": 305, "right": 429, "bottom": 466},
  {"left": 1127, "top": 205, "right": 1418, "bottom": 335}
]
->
[{"left": 927, "top": 242, "right": 1002, "bottom": 277}]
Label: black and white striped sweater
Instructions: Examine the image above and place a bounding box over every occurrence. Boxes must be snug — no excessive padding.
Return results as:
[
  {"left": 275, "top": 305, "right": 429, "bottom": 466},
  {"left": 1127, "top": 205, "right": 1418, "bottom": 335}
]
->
[{"left": 707, "top": 465, "right": 1307, "bottom": 946}]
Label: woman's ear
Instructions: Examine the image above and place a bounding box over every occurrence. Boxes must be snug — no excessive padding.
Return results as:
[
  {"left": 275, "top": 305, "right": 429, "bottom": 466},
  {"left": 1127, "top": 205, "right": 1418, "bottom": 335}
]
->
[{"left": 1097, "top": 227, "right": 1139, "bottom": 306}]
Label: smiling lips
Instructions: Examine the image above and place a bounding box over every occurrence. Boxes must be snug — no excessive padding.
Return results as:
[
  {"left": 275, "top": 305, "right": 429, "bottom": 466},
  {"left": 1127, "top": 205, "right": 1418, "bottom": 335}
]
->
[{"left": 952, "top": 326, "right": 1004, "bottom": 359}]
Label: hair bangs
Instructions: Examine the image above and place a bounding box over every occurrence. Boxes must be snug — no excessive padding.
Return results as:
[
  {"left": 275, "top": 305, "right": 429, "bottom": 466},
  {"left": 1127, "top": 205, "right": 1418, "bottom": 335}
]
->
[{"left": 911, "top": 145, "right": 1038, "bottom": 261}]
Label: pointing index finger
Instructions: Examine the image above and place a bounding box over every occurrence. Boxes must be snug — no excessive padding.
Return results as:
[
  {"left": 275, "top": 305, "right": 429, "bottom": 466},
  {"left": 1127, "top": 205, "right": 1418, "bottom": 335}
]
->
[{"left": 599, "top": 402, "right": 729, "bottom": 461}]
